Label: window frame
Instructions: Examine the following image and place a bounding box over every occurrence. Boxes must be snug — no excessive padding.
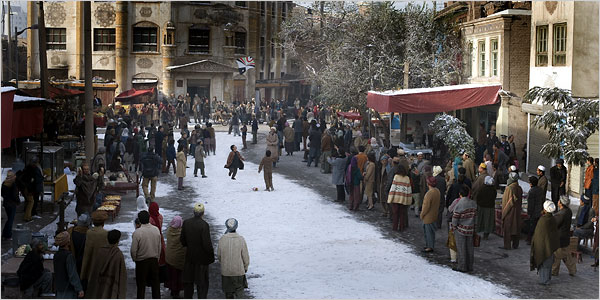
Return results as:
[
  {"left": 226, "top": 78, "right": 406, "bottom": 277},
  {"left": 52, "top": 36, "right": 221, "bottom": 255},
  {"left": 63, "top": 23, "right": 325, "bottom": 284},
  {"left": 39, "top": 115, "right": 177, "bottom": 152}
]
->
[
  {"left": 132, "top": 25, "right": 159, "bottom": 53},
  {"left": 188, "top": 28, "right": 211, "bottom": 54},
  {"left": 93, "top": 28, "right": 116, "bottom": 51},
  {"left": 552, "top": 23, "right": 567, "bottom": 66},
  {"left": 478, "top": 40, "right": 485, "bottom": 77},
  {"left": 46, "top": 28, "right": 67, "bottom": 51},
  {"left": 490, "top": 38, "right": 498, "bottom": 77},
  {"left": 234, "top": 31, "right": 247, "bottom": 55},
  {"left": 467, "top": 42, "right": 473, "bottom": 78},
  {"left": 535, "top": 25, "right": 548, "bottom": 66}
]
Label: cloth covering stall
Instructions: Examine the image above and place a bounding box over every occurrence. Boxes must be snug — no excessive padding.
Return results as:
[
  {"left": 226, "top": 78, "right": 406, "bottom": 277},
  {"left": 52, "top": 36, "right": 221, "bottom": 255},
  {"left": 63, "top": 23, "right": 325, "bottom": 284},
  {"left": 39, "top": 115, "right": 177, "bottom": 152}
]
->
[
  {"left": 337, "top": 111, "right": 363, "bottom": 120},
  {"left": 367, "top": 84, "right": 502, "bottom": 114}
]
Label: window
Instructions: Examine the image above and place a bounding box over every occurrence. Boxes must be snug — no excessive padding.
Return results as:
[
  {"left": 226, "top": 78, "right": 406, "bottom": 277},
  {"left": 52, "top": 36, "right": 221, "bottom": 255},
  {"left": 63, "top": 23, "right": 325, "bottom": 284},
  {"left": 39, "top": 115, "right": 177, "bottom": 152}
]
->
[
  {"left": 271, "top": 2, "right": 276, "bottom": 18},
  {"left": 478, "top": 40, "right": 485, "bottom": 77},
  {"left": 46, "top": 28, "right": 66, "bottom": 50},
  {"left": 260, "top": 37, "right": 265, "bottom": 58},
  {"left": 282, "top": 3, "right": 287, "bottom": 21},
  {"left": 490, "top": 39, "right": 498, "bottom": 76},
  {"left": 234, "top": 32, "right": 246, "bottom": 54},
  {"left": 93, "top": 28, "right": 115, "bottom": 51},
  {"left": 281, "top": 46, "right": 285, "bottom": 59},
  {"left": 466, "top": 42, "right": 473, "bottom": 77},
  {"left": 280, "top": 72, "right": 285, "bottom": 78},
  {"left": 189, "top": 28, "right": 210, "bottom": 53},
  {"left": 536, "top": 25, "right": 548, "bottom": 66},
  {"left": 235, "top": 1, "right": 246, "bottom": 7},
  {"left": 133, "top": 26, "right": 158, "bottom": 52},
  {"left": 270, "top": 72, "right": 274, "bottom": 79},
  {"left": 260, "top": 2, "right": 265, "bottom": 16},
  {"left": 259, "top": 72, "right": 264, "bottom": 80},
  {"left": 271, "top": 38, "right": 275, "bottom": 58},
  {"left": 553, "top": 23, "right": 567, "bottom": 66}
]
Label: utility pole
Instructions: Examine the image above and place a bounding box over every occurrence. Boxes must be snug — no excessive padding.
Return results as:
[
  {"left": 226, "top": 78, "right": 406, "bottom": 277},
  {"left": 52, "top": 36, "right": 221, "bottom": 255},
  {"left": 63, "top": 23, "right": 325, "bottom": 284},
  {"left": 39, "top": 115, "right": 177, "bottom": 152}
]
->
[
  {"left": 83, "top": 1, "right": 94, "bottom": 163},
  {"left": 37, "top": 1, "right": 47, "bottom": 98},
  {"left": 6, "top": 1, "right": 13, "bottom": 82}
]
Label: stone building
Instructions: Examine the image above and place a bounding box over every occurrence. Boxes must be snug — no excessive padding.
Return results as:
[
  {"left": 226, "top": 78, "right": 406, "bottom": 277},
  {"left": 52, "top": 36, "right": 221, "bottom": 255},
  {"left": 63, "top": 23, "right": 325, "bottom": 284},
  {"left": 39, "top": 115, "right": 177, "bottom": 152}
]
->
[
  {"left": 25, "top": 1, "right": 304, "bottom": 104},
  {"left": 522, "top": 1, "right": 599, "bottom": 196}
]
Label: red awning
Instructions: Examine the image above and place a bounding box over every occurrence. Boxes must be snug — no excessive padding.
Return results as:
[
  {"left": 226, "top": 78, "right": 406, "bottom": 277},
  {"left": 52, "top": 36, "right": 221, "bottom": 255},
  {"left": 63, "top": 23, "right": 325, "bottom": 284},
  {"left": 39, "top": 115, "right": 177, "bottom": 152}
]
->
[
  {"left": 1, "top": 87, "right": 46, "bottom": 148},
  {"left": 115, "top": 87, "right": 155, "bottom": 101},
  {"left": 21, "top": 86, "right": 84, "bottom": 98},
  {"left": 337, "top": 111, "right": 363, "bottom": 120},
  {"left": 367, "top": 84, "right": 502, "bottom": 114},
  {"left": 1, "top": 87, "right": 16, "bottom": 148}
]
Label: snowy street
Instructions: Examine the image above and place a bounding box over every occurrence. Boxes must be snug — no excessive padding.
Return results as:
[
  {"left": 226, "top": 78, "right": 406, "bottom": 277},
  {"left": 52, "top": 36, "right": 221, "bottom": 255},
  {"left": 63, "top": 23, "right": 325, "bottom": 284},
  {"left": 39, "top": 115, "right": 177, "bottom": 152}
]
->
[{"left": 148, "top": 131, "right": 510, "bottom": 299}]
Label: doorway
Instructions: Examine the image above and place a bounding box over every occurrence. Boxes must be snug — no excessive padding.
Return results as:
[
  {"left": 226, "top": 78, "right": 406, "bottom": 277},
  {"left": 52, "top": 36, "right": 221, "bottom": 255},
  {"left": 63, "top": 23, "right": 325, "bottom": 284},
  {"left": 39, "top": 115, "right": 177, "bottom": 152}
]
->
[{"left": 187, "top": 79, "right": 210, "bottom": 100}]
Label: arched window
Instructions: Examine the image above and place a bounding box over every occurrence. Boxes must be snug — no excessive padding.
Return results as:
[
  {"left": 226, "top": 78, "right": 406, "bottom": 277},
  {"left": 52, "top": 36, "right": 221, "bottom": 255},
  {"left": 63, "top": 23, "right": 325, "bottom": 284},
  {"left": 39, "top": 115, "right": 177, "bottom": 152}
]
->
[{"left": 133, "top": 21, "right": 159, "bottom": 52}]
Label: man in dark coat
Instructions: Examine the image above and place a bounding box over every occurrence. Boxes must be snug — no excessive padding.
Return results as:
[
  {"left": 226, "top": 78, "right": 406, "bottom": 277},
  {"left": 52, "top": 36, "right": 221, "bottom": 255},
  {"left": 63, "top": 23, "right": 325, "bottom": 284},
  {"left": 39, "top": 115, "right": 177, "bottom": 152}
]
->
[
  {"left": 141, "top": 148, "right": 162, "bottom": 202},
  {"left": 307, "top": 123, "right": 322, "bottom": 167},
  {"left": 549, "top": 159, "right": 567, "bottom": 206},
  {"left": 17, "top": 239, "right": 52, "bottom": 297},
  {"left": 73, "top": 162, "right": 103, "bottom": 217},
  {"left": 155, "top": 126, "right": 165, "bottom": 157},
  {"left": 527, "top": 176, "right": 546, "bottom": 245},
  {"left": 53, "top": 231, "right": 84, "bottom": 299},
  {"left": 180, "top": 203, "right": 215, "bottom": 299},
  {"left": 67, "top": 214, "right": 91, "bottom": 275},
  {"left": 552, "top": 196, "right": 577, "bottom": 276},
  {"left": 530, "top": 201, "right": 560, "bottom": 285},
  {"left": 22, "top": 157, "right": 44, "bottom": 221}
]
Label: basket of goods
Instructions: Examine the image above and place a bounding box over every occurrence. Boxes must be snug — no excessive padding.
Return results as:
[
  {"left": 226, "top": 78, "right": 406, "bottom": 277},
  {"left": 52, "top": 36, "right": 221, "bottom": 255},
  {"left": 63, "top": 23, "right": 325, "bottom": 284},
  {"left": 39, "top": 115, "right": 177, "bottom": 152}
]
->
[
  {"left": 105, "top": 195, "right": 122, "bottom": 201},
  {"left": 14, "top": 244, "right": 32, "bottom": 257},
  {"left": 97, "top": 205, "right": 117, "bottom": 221}
]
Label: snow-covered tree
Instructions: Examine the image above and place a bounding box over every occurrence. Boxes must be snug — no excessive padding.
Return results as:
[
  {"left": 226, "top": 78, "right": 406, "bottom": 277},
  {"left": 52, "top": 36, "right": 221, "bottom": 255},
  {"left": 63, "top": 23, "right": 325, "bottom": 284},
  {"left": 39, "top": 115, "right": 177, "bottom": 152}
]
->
[
  {"left": 429, "top": 113, "right": 475, "bottom": 159},
  {"left": 524, "top": 87, "right": 599, "bottom": 194}
]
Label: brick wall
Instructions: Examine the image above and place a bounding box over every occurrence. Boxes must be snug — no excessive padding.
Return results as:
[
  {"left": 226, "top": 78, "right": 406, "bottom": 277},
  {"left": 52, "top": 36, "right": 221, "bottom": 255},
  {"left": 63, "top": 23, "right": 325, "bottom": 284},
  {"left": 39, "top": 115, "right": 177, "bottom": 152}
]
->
[{"left": 508, "top": 16, "right": 531, "bottom": 98}]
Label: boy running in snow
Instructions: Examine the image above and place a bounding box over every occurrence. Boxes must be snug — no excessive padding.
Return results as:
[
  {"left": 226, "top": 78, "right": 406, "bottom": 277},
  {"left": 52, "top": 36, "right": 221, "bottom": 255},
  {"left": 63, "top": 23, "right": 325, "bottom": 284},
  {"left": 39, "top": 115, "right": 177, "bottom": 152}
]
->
[{"left": 258, "top": 150, "right": 275, "bottom": 191}]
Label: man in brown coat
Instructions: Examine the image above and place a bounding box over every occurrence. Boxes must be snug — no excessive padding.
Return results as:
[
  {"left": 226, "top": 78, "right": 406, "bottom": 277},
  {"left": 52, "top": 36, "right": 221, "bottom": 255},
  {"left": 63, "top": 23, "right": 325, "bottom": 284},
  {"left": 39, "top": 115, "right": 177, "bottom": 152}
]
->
[
  {"left": 537, "top": 165, "right": 548, "bottom": 194},
  {"left": 420, "top": 176, "right": 440, "bottom": 252},
  {"left": 80, "top": 211, "right": 108, "bottom": 296},
  {"left": 320, "top": 130, "right": 333, "bottom": 174},
  {"left": 87, "top": 230, "right": 127, "bottom": 298},
  {"left": 501, "top": 172, "right": 523, "bottom": 250},
  {"left": 258, "top": 150, "right": 276, "bottom": 191},
  {"left": 462, "top": 152, "right": 476, "bottom": 183},
  {"left": 530, "top": 201, "right": 560, "bottom": 285}
]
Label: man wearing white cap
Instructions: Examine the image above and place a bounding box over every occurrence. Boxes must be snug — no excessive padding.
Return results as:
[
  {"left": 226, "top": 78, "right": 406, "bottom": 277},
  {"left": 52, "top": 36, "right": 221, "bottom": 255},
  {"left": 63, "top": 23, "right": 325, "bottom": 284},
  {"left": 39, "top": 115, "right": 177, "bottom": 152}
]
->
[
  {"left": 552, "top": 195, "right": 577, "bottom": 276},
  {"left": 181, "top": 203, "right": 215, "bottom": 298},
  {"left": 536, "top": 165, "right": 548, "bottom": 195},
  {"left": 530, "top": 201, "right": 559, "bottom": 285},
  {"left": 218, "top": 218, "right": 250, "bottom": 299},
  {"left": 501, "top": 172, "right": 523, "bottom": 250},
  {"left": 416, "top": 152, "right": 430, "bottom": 175}
]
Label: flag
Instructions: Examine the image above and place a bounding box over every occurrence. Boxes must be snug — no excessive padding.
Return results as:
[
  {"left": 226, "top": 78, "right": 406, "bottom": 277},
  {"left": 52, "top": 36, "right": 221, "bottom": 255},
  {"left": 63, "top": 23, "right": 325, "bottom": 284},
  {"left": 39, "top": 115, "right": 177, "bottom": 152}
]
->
[{"left": 236, "top": 57, "right": 255, "bottom": 75}]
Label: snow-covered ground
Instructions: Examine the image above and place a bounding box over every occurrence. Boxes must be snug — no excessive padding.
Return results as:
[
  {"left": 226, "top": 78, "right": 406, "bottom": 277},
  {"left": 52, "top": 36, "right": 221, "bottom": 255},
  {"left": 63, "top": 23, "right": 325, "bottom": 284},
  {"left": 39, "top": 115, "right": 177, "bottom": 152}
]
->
[{"left": 180, "top": 132, "right": 511, "bottom": 299}]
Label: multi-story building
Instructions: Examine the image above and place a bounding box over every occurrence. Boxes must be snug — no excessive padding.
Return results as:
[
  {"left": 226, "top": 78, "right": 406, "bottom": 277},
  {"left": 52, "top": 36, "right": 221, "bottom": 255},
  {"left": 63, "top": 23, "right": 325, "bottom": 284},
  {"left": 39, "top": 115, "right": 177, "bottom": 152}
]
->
[
  {"left": 436, "top": 1, "right": 531, "bottom": 158},
  {"left": 25, "top": 1, "right": 303, "bottom": 104},
  {"left": 523, "top": 1, "right": 599, "bottom": 196}
]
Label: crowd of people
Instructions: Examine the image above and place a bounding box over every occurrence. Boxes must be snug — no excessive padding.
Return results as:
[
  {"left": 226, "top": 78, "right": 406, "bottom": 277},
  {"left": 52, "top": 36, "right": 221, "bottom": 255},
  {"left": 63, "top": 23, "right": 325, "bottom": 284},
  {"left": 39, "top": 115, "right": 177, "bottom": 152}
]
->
[{"left": 3, "top": 95, "right": 599, "bottom": 298}]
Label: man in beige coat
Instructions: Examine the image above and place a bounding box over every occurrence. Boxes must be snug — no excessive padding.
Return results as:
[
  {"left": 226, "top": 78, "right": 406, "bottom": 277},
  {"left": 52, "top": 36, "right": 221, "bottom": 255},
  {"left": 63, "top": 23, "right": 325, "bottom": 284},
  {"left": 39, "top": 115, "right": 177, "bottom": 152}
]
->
[
  {"left": 421, "top": 176, "right": 440, "bottom": 252},
  {"left": 462, "top": 152, "right": 476, "bottom": 183},
  {"left": 80, "top": 211, "right": 108, "bottom": 296},
  {"left": 217, "top": 218, "right": 249, "bottom": 299}
]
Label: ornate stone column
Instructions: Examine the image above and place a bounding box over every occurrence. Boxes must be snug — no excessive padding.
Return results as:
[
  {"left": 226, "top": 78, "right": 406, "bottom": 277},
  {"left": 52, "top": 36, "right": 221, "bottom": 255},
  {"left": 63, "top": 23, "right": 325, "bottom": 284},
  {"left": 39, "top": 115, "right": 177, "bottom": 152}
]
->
[
  {"left": 115, "top": 1, "right": 128, "bottom": 93},
  {"left": 162, "top": 22, "right": 176, "bottom": 98}
]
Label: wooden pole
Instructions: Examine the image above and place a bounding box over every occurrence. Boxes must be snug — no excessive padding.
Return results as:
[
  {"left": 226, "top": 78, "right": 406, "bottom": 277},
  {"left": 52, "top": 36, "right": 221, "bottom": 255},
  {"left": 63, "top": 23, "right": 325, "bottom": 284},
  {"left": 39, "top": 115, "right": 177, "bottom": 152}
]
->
[{"left": 83, "top": 1, "right": 94, "bottom": 164}]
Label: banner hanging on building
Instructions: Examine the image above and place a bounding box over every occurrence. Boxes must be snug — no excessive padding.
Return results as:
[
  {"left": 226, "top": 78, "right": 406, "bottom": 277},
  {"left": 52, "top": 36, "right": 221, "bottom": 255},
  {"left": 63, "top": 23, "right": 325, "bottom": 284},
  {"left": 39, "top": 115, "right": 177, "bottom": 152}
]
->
[{"left": 236, "top": 57, "right": 255, "bottom": 75}]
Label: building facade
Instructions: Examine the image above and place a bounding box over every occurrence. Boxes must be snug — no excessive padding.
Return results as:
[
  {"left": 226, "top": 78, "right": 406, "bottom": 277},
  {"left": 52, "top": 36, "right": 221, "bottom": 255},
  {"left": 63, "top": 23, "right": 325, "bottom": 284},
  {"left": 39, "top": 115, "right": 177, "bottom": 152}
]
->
[
  {"left": 460, "top": 8, "right": 531, "bottom": 160},
  {"left": 524, "top": 1, "right": 599, "bottom": 195},
  {"left": 25, "top": 1, "right": 302, "bottom": 104}
]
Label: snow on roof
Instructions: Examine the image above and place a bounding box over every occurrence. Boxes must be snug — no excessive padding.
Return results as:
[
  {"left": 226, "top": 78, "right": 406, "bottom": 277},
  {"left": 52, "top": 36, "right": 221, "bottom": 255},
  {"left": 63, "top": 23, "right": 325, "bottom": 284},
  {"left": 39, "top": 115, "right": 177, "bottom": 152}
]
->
[
  {"left": 1, "top": 86, "right": 17, "bottom": 93},
  {"left": 14, "top": 94, "right": 55, "bottom": 103},
  {"left": 369, "top": 83, "right": 503, "bottom": 96},
  {"left": 488, "top": 9, "right": 532, "bottom": 17}
]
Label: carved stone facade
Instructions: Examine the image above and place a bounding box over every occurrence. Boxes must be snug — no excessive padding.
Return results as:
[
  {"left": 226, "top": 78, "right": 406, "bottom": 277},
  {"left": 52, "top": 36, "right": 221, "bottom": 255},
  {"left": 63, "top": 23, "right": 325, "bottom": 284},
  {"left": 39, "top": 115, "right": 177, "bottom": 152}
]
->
[
  {"left": 94, "top": 3, "right": 116, "bottom": 27},
  {"left": 28, "top": 1, "right": 301, "bottom": 103}
]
